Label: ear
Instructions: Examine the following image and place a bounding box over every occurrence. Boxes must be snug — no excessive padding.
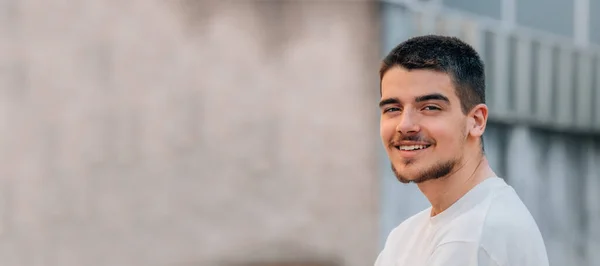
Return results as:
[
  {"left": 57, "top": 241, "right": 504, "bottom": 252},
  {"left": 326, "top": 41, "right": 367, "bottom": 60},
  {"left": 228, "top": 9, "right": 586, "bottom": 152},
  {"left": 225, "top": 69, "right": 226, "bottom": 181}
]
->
[{"left": 467, "top": 104, "right": 488, "bottom": 138}]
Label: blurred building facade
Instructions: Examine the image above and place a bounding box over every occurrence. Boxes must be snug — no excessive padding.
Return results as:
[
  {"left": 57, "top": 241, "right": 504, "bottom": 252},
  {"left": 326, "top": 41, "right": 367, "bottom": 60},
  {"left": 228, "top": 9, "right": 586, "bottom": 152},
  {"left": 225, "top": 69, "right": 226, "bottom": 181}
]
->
[
  {"left": 379, "top": 1, "right": 600, "bottom": 266},
  {"left": 2, "top": 0, "right": 599, "bottom": 265}
]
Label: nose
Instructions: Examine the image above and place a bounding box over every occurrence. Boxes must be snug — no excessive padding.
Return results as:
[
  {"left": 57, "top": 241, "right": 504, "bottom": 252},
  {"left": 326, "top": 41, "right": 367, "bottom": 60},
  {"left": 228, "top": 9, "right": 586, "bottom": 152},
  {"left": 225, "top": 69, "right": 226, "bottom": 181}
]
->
[{"left": 395, "top": 109, "right": 420, "bottom": 134}]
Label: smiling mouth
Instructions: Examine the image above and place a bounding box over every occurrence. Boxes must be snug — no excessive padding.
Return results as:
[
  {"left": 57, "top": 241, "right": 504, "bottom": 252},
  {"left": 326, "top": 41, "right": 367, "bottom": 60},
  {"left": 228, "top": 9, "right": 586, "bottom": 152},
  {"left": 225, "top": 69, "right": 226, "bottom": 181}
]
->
[{"left": 395, "top": 144, "right": 431, "bottom": 151}]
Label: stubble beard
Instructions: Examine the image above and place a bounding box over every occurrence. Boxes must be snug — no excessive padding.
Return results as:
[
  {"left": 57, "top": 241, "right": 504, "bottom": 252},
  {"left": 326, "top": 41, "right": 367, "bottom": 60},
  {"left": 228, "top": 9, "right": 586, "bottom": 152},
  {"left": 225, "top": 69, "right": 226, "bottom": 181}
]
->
[{"left": 391, "top": 158, "right": 458, "bottom": 184}]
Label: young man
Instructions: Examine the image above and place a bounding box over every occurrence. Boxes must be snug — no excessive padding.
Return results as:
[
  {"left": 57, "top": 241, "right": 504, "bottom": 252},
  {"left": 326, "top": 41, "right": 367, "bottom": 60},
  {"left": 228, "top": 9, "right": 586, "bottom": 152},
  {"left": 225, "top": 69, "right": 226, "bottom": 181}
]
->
[{"left": 375, "top": 35, "right": 549, "bottom": 266}]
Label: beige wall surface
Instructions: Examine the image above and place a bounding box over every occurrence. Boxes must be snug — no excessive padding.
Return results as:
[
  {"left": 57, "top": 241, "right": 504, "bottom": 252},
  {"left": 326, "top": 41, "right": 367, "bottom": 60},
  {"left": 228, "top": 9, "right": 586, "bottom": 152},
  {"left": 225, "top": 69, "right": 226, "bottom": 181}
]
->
[{"left": 0, "top": 1, "right": 382, "bottom": 265}]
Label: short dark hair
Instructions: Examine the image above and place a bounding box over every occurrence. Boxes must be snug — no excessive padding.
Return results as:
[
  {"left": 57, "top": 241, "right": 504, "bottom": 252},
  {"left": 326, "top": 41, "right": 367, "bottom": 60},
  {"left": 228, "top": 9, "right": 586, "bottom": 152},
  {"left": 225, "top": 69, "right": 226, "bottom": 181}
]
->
[{"left": 379, "top": 35, "right": 485, "bottom": 114}]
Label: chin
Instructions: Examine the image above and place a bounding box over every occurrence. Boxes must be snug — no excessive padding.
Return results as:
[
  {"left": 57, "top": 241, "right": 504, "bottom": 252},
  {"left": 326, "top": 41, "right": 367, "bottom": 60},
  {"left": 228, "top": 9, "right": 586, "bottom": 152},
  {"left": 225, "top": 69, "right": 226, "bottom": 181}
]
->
[
  {"left": 390, "top": 163, "right": 418, "bottom": 184},
  {"left": 391, "top": 158, "right": 453, "bottom": 184},
  {"left": 396, "top": 157, "right": 426, "bottom": 168},
  {"left": 395, "top": 174, "right": 417, "bottom": 184}
]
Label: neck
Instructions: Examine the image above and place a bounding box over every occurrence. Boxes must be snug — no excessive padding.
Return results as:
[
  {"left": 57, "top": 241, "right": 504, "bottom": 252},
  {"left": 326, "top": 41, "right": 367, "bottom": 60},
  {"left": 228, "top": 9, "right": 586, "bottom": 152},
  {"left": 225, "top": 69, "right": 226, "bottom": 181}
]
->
[{"left": 417, "top": 153, "right": 496, "bottom": 217}]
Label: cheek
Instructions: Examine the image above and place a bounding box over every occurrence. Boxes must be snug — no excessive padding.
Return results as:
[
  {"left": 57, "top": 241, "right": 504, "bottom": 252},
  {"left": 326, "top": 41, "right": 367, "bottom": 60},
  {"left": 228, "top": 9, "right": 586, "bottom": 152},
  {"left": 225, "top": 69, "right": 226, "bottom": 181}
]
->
[
  {"left": 380, "top": 119, "right": 396, "bottom": 141},
  {"left": 423, "top": 120, "right": 464, "bottom": 147}
]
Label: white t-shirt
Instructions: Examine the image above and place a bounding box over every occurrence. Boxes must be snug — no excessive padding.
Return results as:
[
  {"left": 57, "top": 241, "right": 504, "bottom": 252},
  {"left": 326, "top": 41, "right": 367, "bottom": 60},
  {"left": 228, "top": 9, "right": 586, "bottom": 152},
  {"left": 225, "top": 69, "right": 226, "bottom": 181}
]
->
[{"left": 374, "top": 177, "right": 549, "bottom": 266}]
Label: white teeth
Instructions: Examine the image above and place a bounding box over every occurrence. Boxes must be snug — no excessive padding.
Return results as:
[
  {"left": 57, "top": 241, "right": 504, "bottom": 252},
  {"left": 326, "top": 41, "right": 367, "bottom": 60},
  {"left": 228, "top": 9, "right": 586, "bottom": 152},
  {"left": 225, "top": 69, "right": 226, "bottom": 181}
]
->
[{"left": 399, "top": 145, "right": 428, "bottom": 151}]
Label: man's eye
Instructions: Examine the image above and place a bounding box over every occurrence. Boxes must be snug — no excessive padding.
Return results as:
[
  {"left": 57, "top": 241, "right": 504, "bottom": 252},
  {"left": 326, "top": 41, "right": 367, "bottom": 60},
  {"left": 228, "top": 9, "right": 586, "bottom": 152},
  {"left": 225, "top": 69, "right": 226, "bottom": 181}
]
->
[
  {"left": 384, "top": 107, "right": 401, "bottom": 113},
  {"left": 423, "top": 106, "right": 441, "bottom": 111}
]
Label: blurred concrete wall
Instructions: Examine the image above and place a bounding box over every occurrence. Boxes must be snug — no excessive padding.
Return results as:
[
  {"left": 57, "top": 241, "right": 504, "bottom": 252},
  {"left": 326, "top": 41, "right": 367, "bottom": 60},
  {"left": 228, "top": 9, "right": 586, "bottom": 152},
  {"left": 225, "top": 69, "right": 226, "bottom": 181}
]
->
[
  {"left": 0, "top": 1, "right": 381, "bottom": 265},
  {"left": 484, "top": 126, "right": 600, "bottom": 266}
]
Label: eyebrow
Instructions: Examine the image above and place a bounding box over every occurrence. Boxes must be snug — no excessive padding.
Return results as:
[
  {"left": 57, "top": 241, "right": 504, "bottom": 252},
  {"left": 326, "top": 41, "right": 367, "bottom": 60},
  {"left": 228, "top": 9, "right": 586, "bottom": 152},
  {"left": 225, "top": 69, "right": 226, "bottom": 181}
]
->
[
  {"left": 415, "top": 93, "right": 450, "bottom": 103},
  {"left": 379, "top": 98, "right": 400, "bottom": 108},
  {"left": 379, "top": 93, "right": 450, "bottom": 108}
]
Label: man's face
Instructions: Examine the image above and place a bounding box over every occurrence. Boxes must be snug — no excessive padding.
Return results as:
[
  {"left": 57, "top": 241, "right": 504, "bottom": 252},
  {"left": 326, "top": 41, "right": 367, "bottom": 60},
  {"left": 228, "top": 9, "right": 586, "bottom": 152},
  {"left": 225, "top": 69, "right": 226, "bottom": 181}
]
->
[{"left": 379, "top": 67, "right": 470, "bottom": 184}]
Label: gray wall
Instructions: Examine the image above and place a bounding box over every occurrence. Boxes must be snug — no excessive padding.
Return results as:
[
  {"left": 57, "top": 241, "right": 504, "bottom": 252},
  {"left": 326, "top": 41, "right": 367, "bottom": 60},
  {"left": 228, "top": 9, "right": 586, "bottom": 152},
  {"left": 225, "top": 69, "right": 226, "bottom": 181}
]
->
[
  {"left": 442, "top": 0, "right": 600, "bottom": 46},
  {"left": 442, "top": 0, "right": 575, "bottom": 38},
  {"left": 516, "top": 0, "right": 574, "bottom": 37},
  {"left": 443, "top": 0, "right": 502, "bottom": 19},
  {"left": 484, "top": 125, "right": 600, "bottom": 266},
  {"left": 591, "top": 0, "right": 600, "bottom": 44}
]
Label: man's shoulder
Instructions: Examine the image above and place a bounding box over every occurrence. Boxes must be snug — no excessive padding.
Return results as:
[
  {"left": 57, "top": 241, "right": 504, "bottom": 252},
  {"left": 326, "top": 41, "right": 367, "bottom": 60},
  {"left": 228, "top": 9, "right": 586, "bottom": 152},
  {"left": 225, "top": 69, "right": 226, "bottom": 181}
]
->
[
  {"left": 483, "top": 185, "right": 540, "bottom": 233},
  {"left": 376, "top": 208, "right": 433, "bottom": 266},
  {"left": 386, "top": 207, "right": 431, "bottom": 239},
  {"left": 401, "top": 207, "right": 431, "bottom": 226},
  {"left": 478, "top": 186, "right": 549, "bottom": 265}
]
